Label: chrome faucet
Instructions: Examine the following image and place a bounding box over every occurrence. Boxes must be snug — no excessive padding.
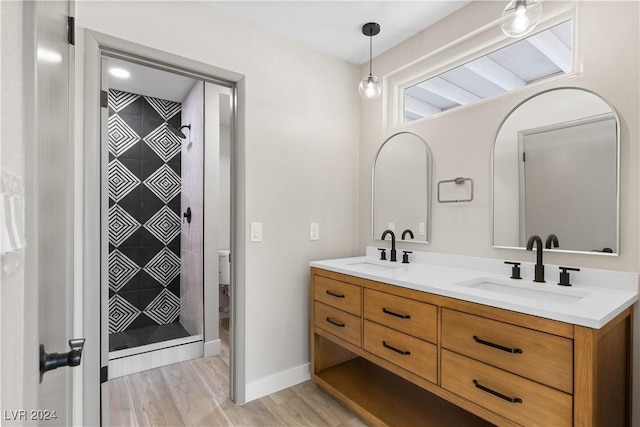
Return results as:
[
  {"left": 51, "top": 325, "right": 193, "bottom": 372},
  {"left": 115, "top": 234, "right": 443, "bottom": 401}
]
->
[
  {"left": 381, "top": 230, "right": 397, "bottom": 262},
  {"left": 526, "top": 235, "right": 545, "bottom": 283}
]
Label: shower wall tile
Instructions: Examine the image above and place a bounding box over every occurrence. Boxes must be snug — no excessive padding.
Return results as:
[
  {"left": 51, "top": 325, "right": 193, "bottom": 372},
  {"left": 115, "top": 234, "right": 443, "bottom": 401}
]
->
[
  {"left": 108, "top": 89, "right": 182, "bottom": 335},
  {"left": 180, "top": 81, "right": 205, "bottom": 336}
]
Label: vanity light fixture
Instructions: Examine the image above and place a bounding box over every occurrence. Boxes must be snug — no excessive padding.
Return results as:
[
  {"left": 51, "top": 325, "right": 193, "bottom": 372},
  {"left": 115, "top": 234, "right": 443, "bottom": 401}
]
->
[
  {"left": 358, "top": 22, "right": 382, "bottom": 100},
  {"left": 500, "top": 0, "right": 542, "bottom": 38}
]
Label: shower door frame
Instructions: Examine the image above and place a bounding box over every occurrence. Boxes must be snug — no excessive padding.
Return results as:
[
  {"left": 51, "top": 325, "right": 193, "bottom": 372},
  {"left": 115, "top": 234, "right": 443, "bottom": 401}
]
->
[{"left": 82, "top": 30, "right": 247, "bottom": 426}]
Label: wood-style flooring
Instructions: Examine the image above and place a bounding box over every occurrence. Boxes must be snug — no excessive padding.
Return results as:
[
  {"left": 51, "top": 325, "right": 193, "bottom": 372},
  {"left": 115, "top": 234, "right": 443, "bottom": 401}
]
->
[{"left": 110, "top": 319, "right": 364, "bottom": 427}]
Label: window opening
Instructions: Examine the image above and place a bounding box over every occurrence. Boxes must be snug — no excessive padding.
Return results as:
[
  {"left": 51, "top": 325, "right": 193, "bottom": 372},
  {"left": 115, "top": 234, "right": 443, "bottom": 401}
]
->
[{"left": 403, "top": 19, "right": 573, "bottom": 123}]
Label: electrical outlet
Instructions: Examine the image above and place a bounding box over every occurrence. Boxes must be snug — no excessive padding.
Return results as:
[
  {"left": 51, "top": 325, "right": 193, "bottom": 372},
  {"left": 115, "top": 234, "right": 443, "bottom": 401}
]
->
[
  {"left": 388, "top": 222, "right": 395, "bottom": 232},
  {"left": 419, "top": 222, "right": 425, "bottom": 236},
  {"left": 310, "top": 223, "right": 320, "bottom": 241},
  {"left": 250, "top": 222, "right": 262, "bottom": 242}
]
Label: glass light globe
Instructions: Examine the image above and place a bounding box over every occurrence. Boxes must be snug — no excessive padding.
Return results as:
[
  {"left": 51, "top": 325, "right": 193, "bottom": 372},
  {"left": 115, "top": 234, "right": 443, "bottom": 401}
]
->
[
  {"left": 359, "top": 75, "right": 382, "bottom": 99},
  {"left": 501, "top": 0, "right": 542, "bottom": 38}
]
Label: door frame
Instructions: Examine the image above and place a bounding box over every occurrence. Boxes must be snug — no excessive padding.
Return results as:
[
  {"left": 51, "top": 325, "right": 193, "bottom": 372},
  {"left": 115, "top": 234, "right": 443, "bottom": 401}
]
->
[{"left": 79, "top": 29, "right": 247, "bottom": 425}]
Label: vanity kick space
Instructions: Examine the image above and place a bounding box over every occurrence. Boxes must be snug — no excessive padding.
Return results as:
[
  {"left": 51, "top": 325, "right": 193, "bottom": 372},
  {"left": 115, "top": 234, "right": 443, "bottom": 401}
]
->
[{"left": 310, "top": 266, "right": 634, "bottom": 427}]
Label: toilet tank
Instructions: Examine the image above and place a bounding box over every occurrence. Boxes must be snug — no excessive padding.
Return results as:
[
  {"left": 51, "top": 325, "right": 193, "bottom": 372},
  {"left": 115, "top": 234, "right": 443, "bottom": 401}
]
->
[{"left": 219, "top": 249, "right": 230, "bottom": 285}]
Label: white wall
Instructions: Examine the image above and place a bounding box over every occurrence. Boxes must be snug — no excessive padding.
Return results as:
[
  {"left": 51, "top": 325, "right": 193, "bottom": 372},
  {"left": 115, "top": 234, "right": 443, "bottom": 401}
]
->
[
  {"left": 361, "top": 1, "right": 638, "bottom": 270},
  {"left": 76, "top": 0, "right": 360, "bottom": 402},
  {"left": 359, "top": 1, "right": 640, "bottom": 423}
]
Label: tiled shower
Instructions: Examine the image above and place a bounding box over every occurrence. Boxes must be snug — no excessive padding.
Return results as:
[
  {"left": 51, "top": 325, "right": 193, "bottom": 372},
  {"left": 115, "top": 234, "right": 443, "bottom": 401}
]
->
[{"left": 107, "top": 89, "right": 188, "bottom": 351}]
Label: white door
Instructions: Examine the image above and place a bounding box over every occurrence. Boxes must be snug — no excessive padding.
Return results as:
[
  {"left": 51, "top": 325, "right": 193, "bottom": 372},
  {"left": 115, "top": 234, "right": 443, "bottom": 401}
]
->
[
  {"left": 25, "top": 1, "right": 78, "bottom": 424},
  {"left": 519, "top": 116, "right": 617, "bottom": 251}
]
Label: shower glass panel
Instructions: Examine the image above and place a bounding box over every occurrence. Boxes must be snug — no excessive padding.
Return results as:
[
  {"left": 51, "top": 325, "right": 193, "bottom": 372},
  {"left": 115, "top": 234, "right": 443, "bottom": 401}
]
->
[{"left": 107, "top": 88, "right": 189, "bottom": 351}]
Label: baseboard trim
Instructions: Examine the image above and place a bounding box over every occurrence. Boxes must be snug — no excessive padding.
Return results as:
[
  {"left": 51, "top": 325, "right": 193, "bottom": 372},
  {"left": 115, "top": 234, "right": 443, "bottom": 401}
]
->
[
  {"left": 245, "top": 363, "right": 311, "bottom": 403},
  {"left": 204, "top": 339, "right": 221, "bottom": 357}
]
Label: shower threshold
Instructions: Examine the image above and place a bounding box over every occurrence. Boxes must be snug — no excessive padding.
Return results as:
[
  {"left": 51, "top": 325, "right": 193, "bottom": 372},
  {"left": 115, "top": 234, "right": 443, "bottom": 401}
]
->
[
  {"left": 109, "top": 334, "right": 202, "bottom": 360},
  {"left": 108, "top": 333, "right": 203, "bottom": 379}
]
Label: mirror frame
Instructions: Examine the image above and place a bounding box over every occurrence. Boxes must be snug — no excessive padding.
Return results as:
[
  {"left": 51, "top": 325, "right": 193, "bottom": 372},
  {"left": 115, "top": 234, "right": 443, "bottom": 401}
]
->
[
  {"left": 491, "top": 87, "right": 620, "bottom": 255},
  {"left": 372, "top": 131, "right": 433, "bottom": 244}
]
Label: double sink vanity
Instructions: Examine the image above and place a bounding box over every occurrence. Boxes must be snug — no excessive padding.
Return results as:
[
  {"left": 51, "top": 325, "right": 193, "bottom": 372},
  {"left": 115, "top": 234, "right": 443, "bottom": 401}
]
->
[
  {"left": 311, "top": 86, "right": 636, "bottom": 425},
  {"left": 309, "top": 248, "right": 637, "bottom": 426}
]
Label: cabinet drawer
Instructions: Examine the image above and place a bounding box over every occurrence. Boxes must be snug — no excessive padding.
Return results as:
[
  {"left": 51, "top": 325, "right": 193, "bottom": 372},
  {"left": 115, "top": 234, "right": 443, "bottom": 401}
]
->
[
  {"left": 363, "top": 320, "right": 437, "bottom": 383},
  {"left": 441, "top": 309, "right": 573, "bottom": 393},
  {"left": 314, "top": 275, "right": 361, "bottom": 316},
  {"left": 314, "top": 302, "right": 361, "bottom": 347},
  {"left": 364, "top": 289, "right": 437, "bottom": 343},
  {"left": 442, "top": 350, "right": 572, "bottom": 427}
]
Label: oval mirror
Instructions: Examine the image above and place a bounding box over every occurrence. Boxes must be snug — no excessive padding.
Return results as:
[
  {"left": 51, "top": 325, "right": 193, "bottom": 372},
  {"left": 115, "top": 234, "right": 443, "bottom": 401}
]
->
[
  {"left": 493, "top": 88, "right": 619, "bottom": 254},
  {"left": 372, "top": 132, "right": 432, "bottom": 243}
]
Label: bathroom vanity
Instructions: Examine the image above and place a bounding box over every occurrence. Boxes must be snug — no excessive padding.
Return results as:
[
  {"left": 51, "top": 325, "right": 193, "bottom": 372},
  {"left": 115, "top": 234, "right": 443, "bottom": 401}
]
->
[{"left": 309, "top": 251, "right": 637, "bottom": 426}]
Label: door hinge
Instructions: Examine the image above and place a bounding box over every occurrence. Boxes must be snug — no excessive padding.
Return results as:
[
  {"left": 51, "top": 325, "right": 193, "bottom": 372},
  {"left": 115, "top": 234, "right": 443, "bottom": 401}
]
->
[
  {"left": 67, "top": 16, "right": 75, "bottom": 45},
  {"left": 100, "top": 366, "right": 108, "bottom": 383},
  {"left": 100, "top": 90, "right": 108, "bottom": 108},
  {"left": 522, "top": 152, "right": 526, "bottom": 162}
]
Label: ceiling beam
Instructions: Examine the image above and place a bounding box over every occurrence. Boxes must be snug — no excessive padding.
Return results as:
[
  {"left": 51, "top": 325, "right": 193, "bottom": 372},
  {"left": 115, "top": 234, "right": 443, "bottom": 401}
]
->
[
  {"left": 417, "top": 77, "right": 481, "bottom": 105},
  {"left": 526, "top": 30, "right": 572, "bottom": 73},
  {"left": 463, "top": 56, "right": 526, "bottom": 91},
  {"left": 404, "top": 95, "right": 441, "bottom": 119}
]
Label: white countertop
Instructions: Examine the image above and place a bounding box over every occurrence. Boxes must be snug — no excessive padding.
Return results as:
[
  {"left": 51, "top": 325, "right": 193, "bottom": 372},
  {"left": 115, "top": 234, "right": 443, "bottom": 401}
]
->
[{"left": 310, "top": 249, "right": 638, "bottom": 329}]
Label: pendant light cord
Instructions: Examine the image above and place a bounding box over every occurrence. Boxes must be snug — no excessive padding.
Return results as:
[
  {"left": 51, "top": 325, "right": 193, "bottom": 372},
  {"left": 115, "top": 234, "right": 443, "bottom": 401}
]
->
[{"left": 369, "top": 34, "right": 373, "bottom": 77}]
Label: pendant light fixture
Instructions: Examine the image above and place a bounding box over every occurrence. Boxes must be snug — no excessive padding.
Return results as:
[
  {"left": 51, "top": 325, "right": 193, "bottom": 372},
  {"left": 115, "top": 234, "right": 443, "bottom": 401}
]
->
[
  {"left": 500, "top": 0, "right": 542, "bottom": 38},
  {"left": 358, "top": 22, "right": 382, "bottom": 100}
]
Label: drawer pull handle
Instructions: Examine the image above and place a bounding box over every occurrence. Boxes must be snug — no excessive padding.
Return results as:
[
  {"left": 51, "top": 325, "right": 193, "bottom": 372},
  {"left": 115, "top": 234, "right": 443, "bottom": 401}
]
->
[
  {"left": 325, "top": 290, "right": 345, "bottom": 299},
  {"left": 382, "top": 308, "right": 411, "bottom": 319},
  {"left": 382, "top": 341, "right": 411, "bottom": 356},
  {"left": 325, "top": 317, "right": 345, "bottom": 328},
  {"left": 473, "top": 380, "right": 522, "bottom": 404},
  {"left": 473, "top": 335, "right": 523, "bottom": 354}
]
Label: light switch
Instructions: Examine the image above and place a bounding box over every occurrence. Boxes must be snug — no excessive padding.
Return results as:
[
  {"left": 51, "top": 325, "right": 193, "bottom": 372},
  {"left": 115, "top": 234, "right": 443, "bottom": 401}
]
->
[
  {"left": 310, "top": 223, "right": 320, "bottom": 241},
  {"left": 419, "top": 222, "right": 425, "bottom": 236},
  {"left": 250, "top": 222, "right": 262, "bottom": 242},
  {"left": 388, "top": 222, "right": 395, "bottom": 232}
]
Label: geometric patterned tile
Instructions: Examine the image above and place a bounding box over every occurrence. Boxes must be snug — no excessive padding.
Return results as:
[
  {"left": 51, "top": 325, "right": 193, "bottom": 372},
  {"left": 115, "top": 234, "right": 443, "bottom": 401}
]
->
[
  {"left": 143, "top": 206, "right": 181, "bottom": 245},
  {"left": 108, "top": 159, "right": 141, "bottom": 202},
  {"left": 144, "top": 96, "right": 181, "bottom": 121},
  {"left": 108, "top": 204, "right": 141, "bottom": 247},
  {"left": 143, "top": 288, "right": 181, "bottom": 325},
  {"left": 143, "top": 164, "right": 181, "bottom": 203},
  {"left": 108, "top": 89, "right": 140, "bottom": 112},
  {"left": 143, "top": 122, "right": 182, "bottom": 162},
  {"left": 143, "top": 247, "right": 181, "bottom": 286},
  {"left": 107, "top": 89, "right": 183, "bottom": 334},
  {"left": 108, "top": 249, "right": 141, "bottom": 292},
  {"left": 108, "top": 294, "right": 141, "bottom": 333},
  {"left": 108, "top": 114, "right": 140, "bottom": 157}
]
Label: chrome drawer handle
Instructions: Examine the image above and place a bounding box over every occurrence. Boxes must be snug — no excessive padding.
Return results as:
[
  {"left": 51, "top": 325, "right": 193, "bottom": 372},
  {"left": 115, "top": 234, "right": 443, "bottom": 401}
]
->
[
  {"left": 382, "top": 341, "right": 411, "bottom": 356},
  {"left": 382, "top": 307, "right": 411, "bottom": 319},
  {"left": 473, "top": 335, "right": 523, "bottom": 354},
  {"left": 325, "top": 290, "right": 345, "bottom": 299},
  {"left": 473, "top": 380, "right": 522, "bottom": 404},
  {"left": 325, "top": 317, "right": 345, "bottom": 328}
]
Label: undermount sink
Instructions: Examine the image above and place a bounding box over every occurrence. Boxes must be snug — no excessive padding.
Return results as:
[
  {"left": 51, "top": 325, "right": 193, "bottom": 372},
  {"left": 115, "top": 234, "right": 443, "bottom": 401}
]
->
[
  {"left": 457, "top": 278, "right": 588, "bottom": 304},
  {"left": 346, "top": 261, "right": 401, "bottom": 272}
]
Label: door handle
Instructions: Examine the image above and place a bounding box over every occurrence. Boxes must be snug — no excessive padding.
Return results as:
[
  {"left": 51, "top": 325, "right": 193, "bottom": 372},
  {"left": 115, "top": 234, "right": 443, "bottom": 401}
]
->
[{"left": 39, "top": 338, "right": 85, "bottom": 383}]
